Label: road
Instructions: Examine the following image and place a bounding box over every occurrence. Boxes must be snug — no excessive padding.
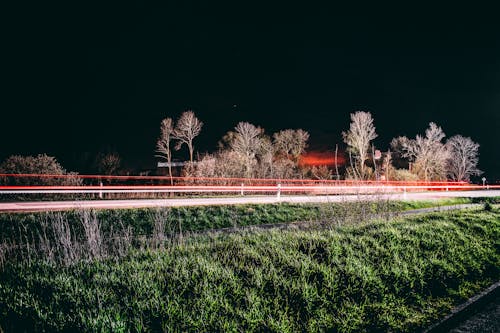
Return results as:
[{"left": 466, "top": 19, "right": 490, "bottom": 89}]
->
[
  {"left": 0, "top": 190, "right": 498, "bottom": 212},
  {"left": 425, "top": 282, "right": 500, "bottom": 333},
  {"left": 446, "top": 291, "right": 500, "bottom": 332}
]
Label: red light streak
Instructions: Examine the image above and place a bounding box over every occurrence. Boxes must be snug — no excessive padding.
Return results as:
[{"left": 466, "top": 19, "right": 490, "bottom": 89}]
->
[
  {"left": 0, "top": 173, "right": 470, "bottom": 186},
  {"left": 0, "top": 183, "right": 496, "bottom": 195}
]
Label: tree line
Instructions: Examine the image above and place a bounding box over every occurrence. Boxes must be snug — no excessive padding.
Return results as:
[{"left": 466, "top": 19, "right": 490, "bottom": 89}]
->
[
  {"left": 156, "top": 110, "right": 481, "bottom": 182},
  {"left": 0, "top": 110, "right": 481, "bottom": 184}
]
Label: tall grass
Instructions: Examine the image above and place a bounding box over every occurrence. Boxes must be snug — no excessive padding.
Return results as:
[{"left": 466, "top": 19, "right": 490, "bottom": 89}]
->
[
  {"left": 0, "top": 198, "right": 472, "bottom": 268},
  {"left": 0, "top": 206, "right": 498, "bottom": 332}
]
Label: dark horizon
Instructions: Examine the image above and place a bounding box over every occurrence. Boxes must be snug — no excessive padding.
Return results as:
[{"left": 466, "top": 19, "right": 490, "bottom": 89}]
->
[{"left": 2, "top": 4, "right": 499, "bottom": 181}]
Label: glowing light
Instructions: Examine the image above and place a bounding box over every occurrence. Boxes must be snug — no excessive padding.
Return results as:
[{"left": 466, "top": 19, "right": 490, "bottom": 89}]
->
[
  {"left": 298, "top": 151, "right": 346, "bottom": 167},
  {"left": 0, "top": 173, "right": 476, "bottom": 190},
  {"left": 0, "top": 183, "right": 495, "bottom": 196}
]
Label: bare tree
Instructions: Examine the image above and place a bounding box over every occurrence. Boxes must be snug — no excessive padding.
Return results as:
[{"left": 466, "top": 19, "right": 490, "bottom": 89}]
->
[
  {"left": 173, "top": 110, "right": 203, "bottom": 163},
  {"left": 382, "top": 149, "right": 392, "bottom": 181},
  {"left": 255, "top": 135, "right": 275, "bottom": 178},
  {"left": 311, "top": 165, "right": 332, "bottom": 180},
  {"left": 334, "top": 144, "right": 340, "bottom": 180},
  {"left": 392, "top": 122, "right": 448, "bottom": 181},
  {"left": 96, "top": 152, "right": 121, "bottom": 175},
  {"left": 231, "top": 122, "right": 262, "bottom": 178},
  {"left": 155, "top": 117, "right": 175, "bottom": 183},
  {"left": 446, "top": 135, "right": 481, "bottom": 181},
  {"left": 342, "top": 111, "right": 378, "bottom": 179},
  {"left": 191, "top": 153, "right": 217, "bottom": 180},
  {"left": 272, "top": 158, "right": 296, "bottom": 179},
  {"left": 273, "top": 129, "right": 310, "bottom": 161},
  {"left": 215, "top": 150, "right": 246, "bottom": 179}
]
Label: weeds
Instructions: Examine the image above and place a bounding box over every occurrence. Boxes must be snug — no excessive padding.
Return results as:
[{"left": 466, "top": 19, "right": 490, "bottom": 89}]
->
[
  {"left": 0, "top": 198, "right": 478, "bottom": 269},
  {"left": 0, "top": 198, "right": 496, "bottom": 332},
  {"left": 0, "top": 209, "right": 498, "bottom": 332}
]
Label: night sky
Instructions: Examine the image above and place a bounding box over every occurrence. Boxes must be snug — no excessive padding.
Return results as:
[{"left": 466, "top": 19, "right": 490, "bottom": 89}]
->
[{"left": 3, "top": 4, "right": 500, "bottom": 180}]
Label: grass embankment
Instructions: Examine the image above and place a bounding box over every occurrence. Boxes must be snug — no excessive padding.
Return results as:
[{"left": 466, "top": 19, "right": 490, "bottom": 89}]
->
[
  {"left": 0, "top": 206, "right": 498, "bottom": 332},
  {"left": 0, "top": 197, "right": 474, "bottom": 242}
]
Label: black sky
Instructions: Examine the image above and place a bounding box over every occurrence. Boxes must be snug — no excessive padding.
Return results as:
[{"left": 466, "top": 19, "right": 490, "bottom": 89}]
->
[{"left": 3, "top": 3, "right": 500, "bottom": 180}]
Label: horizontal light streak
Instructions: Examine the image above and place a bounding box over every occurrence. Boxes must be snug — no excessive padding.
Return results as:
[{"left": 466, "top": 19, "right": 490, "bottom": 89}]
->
[
  {"left": 0, "top": 173, "right": 470, "bottom": 186},
  {"left": 0, "top": 184, "right": 495, "bottom": 195}
]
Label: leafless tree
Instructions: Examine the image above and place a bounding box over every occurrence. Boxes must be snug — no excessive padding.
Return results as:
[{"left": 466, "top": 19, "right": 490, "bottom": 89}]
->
[
  {"left": 96, "top": 152, "right": 121, "bottom": 175},
  {"left": 231, "top": 122, "right": 263, "bottom": 178},
  {"left": 311, "top": 165, "right": 332, "bottom": 180},
  {"left": 155, "top": 117, "right": 175, "bottom": 183},
  {"left": 272, "top": 158, "right": 296, "bottom": 179},
  {"left": 173, "top": 110, "right": 203, "bottom": 163},
  {"left": 334, "top": 144, "right": 340, "bottom": 180},
  {"left": 217, "top": 130, "right": 237, "bottom": 151},
  {"left": 381, "top": 149, "right": 392, "bottom": 181},
  {"left": 446, "top": 135, "right": 482, "bottom": 181},
  {"left": 216, "top": 150, "right": 246, "bottom": 179},
  {"left": 342, "top": 111, "right": 378, "bottom": 179},
  {"left": 391, "top": 122, "right": 448, "bottom": 181},
  {"left": 194, "top": 154, "right": 217, "bottom": 179},
  {"left": 255, "top": 135, "right": 275, "bottom": 178},
  {"left": 273, "top": 129, "right": 310, "bottom": 161},
  {"left": 192, "top": 149, "right": 246, "bottom": 180}
]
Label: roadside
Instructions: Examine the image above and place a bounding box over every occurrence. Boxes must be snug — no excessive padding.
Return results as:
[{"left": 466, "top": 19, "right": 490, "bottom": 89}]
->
[
  {"left": 0, "top": 190, "right": 499, "bottom": 212},
  {"left": 424, "top": 281, "right": 500, "bottom": 333}
]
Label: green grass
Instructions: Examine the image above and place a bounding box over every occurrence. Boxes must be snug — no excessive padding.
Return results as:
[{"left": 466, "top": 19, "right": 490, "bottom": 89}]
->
[
  {"left": 389, "top": 197, "right": 472, "bottom": 210},
  {"left": 0, "top": 207, "right": 498, "bottom": 332},
  {"left": 0, "top": 197, "right": 474, "bottom": 244}
]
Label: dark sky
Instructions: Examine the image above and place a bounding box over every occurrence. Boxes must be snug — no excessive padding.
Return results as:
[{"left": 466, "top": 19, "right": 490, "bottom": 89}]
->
[{"left": 3, "top": 3, "right": 500, "bottom": 180}]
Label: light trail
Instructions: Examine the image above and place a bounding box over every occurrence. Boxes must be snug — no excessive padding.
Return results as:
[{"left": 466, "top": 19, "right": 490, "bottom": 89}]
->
[
  {"left": 0, "top": 173, "right": 469, "bottom": 186},
  {"left": 0, "top": 184, "right": 495, "bottom": 195},
  {"left": 1, "top": 190, "right": 500, "bottom": 212},
  {"left": 0, "top": 173, "right": 495, "bottom": 197}
]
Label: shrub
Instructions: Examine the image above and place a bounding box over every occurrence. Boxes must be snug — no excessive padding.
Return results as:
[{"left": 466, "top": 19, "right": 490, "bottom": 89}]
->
[
  {"left": 0, "top": 154, "right": 81, "bottom": 186},
  {"left": 389, "top": 168, "right": 420, "bottom": 181},
  {"left": 0, "top": 154, "right": 83, "bottom": 201}
]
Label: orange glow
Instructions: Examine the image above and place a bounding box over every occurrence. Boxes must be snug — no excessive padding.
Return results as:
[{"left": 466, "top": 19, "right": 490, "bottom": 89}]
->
[{"left": 299, "top": 151, "right": 345, "bottom": 167}]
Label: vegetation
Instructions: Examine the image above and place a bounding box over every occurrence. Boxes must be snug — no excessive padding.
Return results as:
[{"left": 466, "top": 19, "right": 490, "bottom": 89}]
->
[
  {"left": 342, "top": 111, "right": 378, "bottom": 180},
  {"left": 0, "top": 207, "right": 498, "bottom": 332},
  {"left": 0, "top": 111, "right": 482, "bottom": 184},
  {"left": 95, "top": 152, "right": 121, "bottom": 176},
  {"left": 173, "top": 110, "right": 203, "bottom": 163},
  {"left": 0, "top": 154, "right": 81, "bottom": 186},
  {"left": 150, "top": 110, "right": 482, "bottom": 182},
  {"left": 0, "top": 198, "right": 472, "bottom": 247},
  {"left": 0, "top": 154, "right": 83, "bottom": 201},
  {"left": 155, "top": 117, "right": 175, "bottom": 182}
]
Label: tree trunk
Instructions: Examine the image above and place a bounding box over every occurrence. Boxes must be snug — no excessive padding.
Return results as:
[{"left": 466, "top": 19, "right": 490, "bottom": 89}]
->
[
  {"left": 335, "top": 144, "right": 340, "bottom": 181},
  {"left": 168, "top": 164, "right": 173, "bottom": 186},
  {"left": 188, "top": 142, "right": 193, "bottom": 163}
]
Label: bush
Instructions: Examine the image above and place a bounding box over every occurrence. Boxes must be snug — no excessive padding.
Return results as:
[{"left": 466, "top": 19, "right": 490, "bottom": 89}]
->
[
  {"left": 0, "top": 154, "right": 80, "bottom": 186},
  {"left": 0, "top": 154, "right": 82, "bottom": 201},
  {"left": 389, "top": 168, "right": 420, "bottom": 181}
]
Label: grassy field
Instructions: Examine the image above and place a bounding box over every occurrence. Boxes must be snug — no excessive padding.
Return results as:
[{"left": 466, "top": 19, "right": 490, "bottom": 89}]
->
[
  {"left": 0, "top": 197, "right": 474, "bottom": 244},
  {"left": 0, "top": 203, "right": 498, "bottom": 332}
]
